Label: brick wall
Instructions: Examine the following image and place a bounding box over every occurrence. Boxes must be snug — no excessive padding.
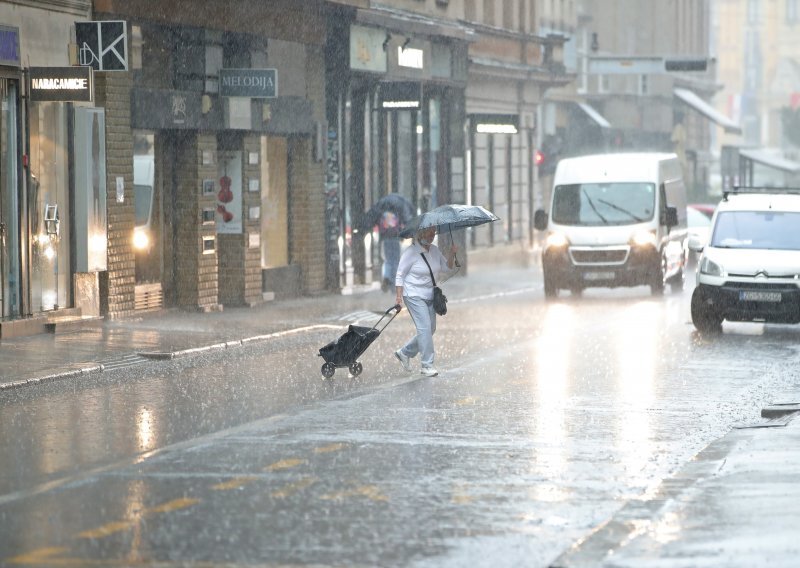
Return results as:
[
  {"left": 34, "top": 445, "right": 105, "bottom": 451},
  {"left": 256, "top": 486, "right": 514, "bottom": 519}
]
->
[
  {"left": 94, "top": 72, "right": 135, "bottom": 319},
  {"left": 173, "top": 134, "right": 219, "bottom": 310}
]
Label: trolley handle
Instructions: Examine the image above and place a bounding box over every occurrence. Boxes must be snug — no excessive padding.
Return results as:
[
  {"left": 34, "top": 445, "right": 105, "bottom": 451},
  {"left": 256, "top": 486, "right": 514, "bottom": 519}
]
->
[{"left": 372, "top": 304, "right": 402, "bottom": 333}]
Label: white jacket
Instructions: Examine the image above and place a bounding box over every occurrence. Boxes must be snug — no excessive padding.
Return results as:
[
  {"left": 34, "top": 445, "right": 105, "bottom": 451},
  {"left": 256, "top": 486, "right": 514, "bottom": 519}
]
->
[{"left": 395, "top": 242, "right": 451, "bottom": 300}]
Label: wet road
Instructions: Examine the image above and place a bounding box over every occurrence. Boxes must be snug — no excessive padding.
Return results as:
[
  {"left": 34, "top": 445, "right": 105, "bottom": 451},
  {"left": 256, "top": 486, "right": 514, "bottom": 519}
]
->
[{"left": 1, "top": 282, "right": 799, "bottom": 566}]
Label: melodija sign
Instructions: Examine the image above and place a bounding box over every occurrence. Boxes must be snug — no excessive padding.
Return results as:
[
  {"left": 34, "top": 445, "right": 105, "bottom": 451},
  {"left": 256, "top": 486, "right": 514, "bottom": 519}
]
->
[{"left": 219, "top": 69, "right": 278, "bottom": 98}]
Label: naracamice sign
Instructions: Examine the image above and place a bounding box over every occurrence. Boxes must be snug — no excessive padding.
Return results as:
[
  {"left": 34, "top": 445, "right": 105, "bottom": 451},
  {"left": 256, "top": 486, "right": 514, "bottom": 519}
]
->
[
  {"left": 29, "top": 67, "right": 93, "bottom": 102},
  {"left": 219, "top": 69, "right": 277, "bottom": 98}
]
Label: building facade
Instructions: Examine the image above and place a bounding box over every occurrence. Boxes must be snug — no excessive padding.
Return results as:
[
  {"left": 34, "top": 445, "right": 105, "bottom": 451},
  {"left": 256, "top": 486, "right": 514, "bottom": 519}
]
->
[
  {"left": 92, "top": 0, "right": 328, "bottom": 316},
  {"left": 558, "top": 0, "right": 723, "bottom": 200},
  {"left": 463, "top": 0, "right": 571, "bottom": 249},
  {"left": 324, "top": 0, "right": 472, "bottom": 287},
  {"left": 0, "top": 0, "right": 104, "bottom": 338}
]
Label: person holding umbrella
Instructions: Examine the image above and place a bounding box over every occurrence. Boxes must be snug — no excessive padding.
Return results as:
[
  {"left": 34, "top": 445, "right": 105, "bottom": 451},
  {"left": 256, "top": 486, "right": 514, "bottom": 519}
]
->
[
  {"left": 393, "top": 225, "right": 458, "bottom": 377},
  {"left": 360, "top": 193, "right": 415, "bottom": 292}
]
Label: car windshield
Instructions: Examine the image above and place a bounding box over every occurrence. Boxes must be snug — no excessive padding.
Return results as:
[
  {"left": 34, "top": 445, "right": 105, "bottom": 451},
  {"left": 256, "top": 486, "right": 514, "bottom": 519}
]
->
[
  {"left": 711, "top": 211, "right": 800, "bottom": 250},
  {"left": 552, "top": 182, "right": 655, "bottom": 226}
]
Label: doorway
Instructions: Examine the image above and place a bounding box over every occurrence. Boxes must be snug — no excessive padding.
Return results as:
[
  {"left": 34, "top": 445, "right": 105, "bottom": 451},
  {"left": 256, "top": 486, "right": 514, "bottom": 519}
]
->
[{"left": 0, "top": 79, "right": 19, "bottom": 318}]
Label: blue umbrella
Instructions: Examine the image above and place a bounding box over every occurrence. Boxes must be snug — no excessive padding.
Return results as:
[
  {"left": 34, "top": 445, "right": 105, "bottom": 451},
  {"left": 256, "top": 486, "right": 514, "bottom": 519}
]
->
[{"left": 399, "top": 204, "right": 499, "bottom": 239}]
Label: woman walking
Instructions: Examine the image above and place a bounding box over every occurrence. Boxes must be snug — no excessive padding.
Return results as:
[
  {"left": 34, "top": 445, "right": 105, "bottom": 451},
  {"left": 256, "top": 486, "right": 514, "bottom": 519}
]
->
[{"left": 394, "top": 226, "right": 458, "bottom": 377}]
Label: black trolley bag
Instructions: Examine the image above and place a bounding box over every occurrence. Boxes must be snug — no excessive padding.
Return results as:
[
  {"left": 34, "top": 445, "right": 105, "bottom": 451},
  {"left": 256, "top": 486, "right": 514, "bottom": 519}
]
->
[{"left": 318, "top": 305, "right": 401, "bottom": 379}]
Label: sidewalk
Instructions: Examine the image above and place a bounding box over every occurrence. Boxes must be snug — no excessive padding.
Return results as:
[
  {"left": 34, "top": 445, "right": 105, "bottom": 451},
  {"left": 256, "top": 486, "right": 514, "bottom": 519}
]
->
[
  {"left": 551, "top": 404, "right": 800, "bottom": 568},
  {"left": 0, "top": 243, "right": 537, "bottom": 390}
]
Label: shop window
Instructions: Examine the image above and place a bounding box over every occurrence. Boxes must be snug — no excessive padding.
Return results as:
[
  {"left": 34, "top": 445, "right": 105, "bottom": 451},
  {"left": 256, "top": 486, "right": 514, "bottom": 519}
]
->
[
  {"left": 260, "top": 136, "right": 289, "bottom": 268},
  {"left": 28, "top": 102, "right": 70, "bottom": 312}
]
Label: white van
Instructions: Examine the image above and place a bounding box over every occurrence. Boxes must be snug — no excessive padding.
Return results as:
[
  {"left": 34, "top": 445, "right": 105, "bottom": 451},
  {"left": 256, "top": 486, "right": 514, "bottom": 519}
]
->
[{"left": 533, "top": 152, "right": 688, "bottom": 297}]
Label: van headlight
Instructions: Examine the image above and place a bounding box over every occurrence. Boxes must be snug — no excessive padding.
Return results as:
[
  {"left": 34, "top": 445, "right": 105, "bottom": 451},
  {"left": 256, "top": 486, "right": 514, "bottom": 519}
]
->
[
  {"left": 545, "top": 231, "right": 569, "bottom": 248},
  {"left": 133, "top": 229, "right": 150, "bottom": 251},
  {"left": 631, "top": 230, "right": 657, "bottom": 247},
  {"left": 699, "top": 256, "right": 725, "bottom": 277}
]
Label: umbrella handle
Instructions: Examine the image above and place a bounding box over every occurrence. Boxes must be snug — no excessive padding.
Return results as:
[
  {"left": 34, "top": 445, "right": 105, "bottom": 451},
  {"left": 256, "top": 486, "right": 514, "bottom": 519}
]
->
[{"left": 448, "top": 225, "right": 461, "bottom": 268}]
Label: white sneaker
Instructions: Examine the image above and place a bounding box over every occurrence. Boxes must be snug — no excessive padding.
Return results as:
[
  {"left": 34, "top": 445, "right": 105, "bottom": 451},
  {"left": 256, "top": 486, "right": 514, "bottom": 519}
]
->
[
  {"left": 395, "top": 350, "right": 411, "bottom": 372},
  {"left": 420, "top": 367, "right": 438, "bottom": 377}
]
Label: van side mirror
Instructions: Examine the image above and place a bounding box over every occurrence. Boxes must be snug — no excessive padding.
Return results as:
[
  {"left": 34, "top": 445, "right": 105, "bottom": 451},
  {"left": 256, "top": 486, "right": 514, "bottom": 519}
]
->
[
  {"left": 662, "top": 206, "right": 678, "bottom": 227},
  {"left": 533, "top": 209, "right": 548, "bottom": 231}
]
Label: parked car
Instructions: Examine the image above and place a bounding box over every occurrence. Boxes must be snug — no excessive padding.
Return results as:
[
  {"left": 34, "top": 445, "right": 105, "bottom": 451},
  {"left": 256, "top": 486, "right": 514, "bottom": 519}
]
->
[{"left": 690, "top": 187, "right": 800, "bottom": 334}]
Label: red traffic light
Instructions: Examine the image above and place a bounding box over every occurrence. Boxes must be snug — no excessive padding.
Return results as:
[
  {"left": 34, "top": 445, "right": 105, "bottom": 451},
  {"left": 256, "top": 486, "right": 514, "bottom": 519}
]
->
[{"left": 534, "top": 150, "right": 545, "bottom": 166}]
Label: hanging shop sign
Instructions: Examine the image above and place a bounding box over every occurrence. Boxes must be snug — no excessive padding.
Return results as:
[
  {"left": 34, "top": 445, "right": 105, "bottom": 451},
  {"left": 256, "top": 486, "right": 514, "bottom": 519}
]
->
[
  {"left": 75, "top": 21, "right": 128, "bottom": 71},
  {"left": 219, "top": 69, "right": 277, "bottom": 98},
  {"left": 0, "top": 25, "right": 20, "bottom": 67},
  {"left": 29, "top": 67, "right": 93, "bottom": 102},
  {"left": 379, "top": 81, "right": 422, "bottom": 110},
  {"left": 350, "top": 25, "right": 388, "bottom": 73},
  {"left": 469, "top": 113, "right": 519, "bottom": 134}
]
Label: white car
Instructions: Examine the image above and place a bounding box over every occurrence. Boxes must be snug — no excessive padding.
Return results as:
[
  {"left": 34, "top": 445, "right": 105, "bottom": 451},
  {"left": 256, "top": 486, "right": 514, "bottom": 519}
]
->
[{"left": 690, "top": 188, "right": 800, "bottom": 334}]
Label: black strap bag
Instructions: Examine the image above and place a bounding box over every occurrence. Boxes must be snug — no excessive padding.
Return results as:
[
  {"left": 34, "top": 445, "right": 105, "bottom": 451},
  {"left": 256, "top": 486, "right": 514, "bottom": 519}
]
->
[{"left": 421, "top": 253, "right": 448, "bottom": 316}]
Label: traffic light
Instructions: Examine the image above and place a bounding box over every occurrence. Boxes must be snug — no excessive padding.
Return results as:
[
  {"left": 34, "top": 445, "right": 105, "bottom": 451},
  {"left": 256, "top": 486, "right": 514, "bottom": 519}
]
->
[
  {"left": 534, "top": 149, "right": 545, "bottom": 167},
  {"left": 535, "top": 135, "right": 562, "bottom": 176}
]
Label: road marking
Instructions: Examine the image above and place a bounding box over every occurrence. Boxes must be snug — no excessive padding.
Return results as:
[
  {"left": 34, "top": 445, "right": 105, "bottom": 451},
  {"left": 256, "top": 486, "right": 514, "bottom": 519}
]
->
[
  {"left": 264, "top": 458, "right": 306, "bottom": 472},
  {"left": 145, "top": 497, "right": 199, "bottom": 514},
  {"left": 313, "top": 442, "right": 347, "bottom": 454},
  {"left": 6, "top": 547, "right": 70, "bottom": 565},
  {"left": 321, "top": 485, "right": 389, "bottom": 502},
  {"left": 271, "top": 477, "right": 317, "bottom": 499},
  {"left": 77, "top": 520, "right": 136, "bottom": 539},
  {"left": 211, "top": 476, "right": 258, "bottom": 491},
  {"left": 76, "top": 498, "right": 199, "bottom": 540},
  {"left": 455, "top": 397, "right": 478, "bottom": 406}
]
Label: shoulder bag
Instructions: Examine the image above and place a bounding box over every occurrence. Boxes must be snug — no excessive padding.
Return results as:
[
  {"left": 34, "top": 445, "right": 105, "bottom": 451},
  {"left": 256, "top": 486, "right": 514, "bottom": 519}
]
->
[{"left": 420, "top": 253, "right": 448, "bottom": 316}]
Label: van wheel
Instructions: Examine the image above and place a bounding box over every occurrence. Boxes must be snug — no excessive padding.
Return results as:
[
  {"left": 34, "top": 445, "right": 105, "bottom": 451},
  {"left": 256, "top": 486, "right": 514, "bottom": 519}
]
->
[
  {"left": 691, "top": 288, "right": 722, "bottom": 334},
  {"left": 544, "top": 274, "right": 557, "bottom": 298},
  {"left": 650, "top": 257, "right": 665, "bottom": 295}
]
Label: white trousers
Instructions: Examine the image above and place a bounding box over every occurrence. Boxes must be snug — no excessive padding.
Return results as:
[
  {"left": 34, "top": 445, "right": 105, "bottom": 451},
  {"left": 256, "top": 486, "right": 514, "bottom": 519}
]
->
[{"left": 399, "top": 295, "right": 437, "bottom": 368}]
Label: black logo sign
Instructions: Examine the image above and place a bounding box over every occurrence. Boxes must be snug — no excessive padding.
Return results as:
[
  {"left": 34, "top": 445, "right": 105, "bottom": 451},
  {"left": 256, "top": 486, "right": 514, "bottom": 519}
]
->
[{"left": 75, "top": 21, "right": 128, "bottom": 71}]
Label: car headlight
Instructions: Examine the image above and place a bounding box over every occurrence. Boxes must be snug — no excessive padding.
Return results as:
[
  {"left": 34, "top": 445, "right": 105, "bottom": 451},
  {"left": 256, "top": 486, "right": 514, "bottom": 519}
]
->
[
  {"left": 545, "top": 231, "right": 569, "bottom": 248},
  {"left": 699, "top": 256, "right": 725, "bottom": 277},
  {"left": 631, "top": 230, "right": 657, "bottom": 247},
  {"left": 133, "top": 229, "right": 150, "bottom": 251}
]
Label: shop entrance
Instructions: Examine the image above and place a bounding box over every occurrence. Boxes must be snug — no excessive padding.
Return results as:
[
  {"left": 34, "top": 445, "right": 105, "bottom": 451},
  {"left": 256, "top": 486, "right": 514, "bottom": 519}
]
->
[
  {"left": 132, "top": 130, "right": 164, "bottom": 310},
  {"left": 0, "top": 79, "right": 19, "bottom": 318}
]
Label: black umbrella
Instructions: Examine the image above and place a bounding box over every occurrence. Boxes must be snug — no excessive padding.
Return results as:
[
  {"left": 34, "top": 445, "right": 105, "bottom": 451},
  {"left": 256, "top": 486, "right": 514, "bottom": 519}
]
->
[
  {"left": 400, "top": 204, "right": 499, "bottom": 268},
  {"left": 399, "top": 204, "right": 499, "bottom": 238}
]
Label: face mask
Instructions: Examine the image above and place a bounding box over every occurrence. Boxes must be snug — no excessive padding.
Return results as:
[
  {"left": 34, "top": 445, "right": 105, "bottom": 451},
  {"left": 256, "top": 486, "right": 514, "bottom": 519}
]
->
[{"left": 418, "top": 237, "right": 431, "bottom": 246}]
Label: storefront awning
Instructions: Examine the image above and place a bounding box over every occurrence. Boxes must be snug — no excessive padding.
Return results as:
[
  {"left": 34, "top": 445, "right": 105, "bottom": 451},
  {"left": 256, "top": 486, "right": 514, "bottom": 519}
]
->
[
  {"left": 739, "top": 148, "right": 800, "bottom": 173},
  {"left": 576, "top": 102, "right": 611, "bottom": 128},
  {"left": 674, "top": 88, "right": 742, "bottom": 135}
]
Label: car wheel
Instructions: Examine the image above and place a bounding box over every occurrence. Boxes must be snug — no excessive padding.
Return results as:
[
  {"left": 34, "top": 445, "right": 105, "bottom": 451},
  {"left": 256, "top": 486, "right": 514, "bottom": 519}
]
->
[
  {"left": 691, "top": 287, "right": 723, "bottom": 334},
  {"left": 650, "top": 256, "right": 665, "bottom": 296},
  {"left": 544, "top": 273, "right": 558, "bottom": 299}
]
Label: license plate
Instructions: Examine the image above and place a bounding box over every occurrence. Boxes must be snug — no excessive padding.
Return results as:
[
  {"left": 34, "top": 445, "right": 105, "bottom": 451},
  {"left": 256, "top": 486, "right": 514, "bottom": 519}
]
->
[
  {"left": 739, "top": 291, "right": 782, "bottom": 302},
  {"left": 583, "top": 271, "right": 615, "bottom": 281}
]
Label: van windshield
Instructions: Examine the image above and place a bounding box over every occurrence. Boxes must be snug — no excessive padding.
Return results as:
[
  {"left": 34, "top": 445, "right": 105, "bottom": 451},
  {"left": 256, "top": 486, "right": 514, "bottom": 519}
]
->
[
  {"left": 711, "top": 211, "right": 800, "bottom": 250},
  {"left": 552, "top": 182, "right": 655, "bottom": 226}
]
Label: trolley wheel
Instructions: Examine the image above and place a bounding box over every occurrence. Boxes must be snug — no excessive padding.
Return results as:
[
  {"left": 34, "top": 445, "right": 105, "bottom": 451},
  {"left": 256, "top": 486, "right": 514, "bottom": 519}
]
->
[
  {"left": 321, "top": 362, "right": 336, "bottom": 379},
  {"left": 349, "top": 362, "right": 363, "bottom": 377}
]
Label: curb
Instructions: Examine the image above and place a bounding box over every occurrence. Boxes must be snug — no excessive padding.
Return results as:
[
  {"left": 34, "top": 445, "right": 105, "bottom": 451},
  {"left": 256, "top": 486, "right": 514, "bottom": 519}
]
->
[{"left": 1, "top": 324, "right": 346, "bottom": 391}]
